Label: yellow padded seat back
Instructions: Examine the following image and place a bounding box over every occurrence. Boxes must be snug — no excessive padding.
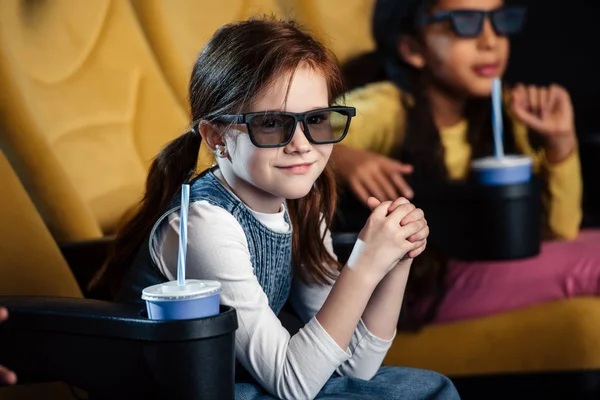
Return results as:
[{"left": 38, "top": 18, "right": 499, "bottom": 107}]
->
[
  {"left": 282, "top": 0, "right": 376, "bottom": 64},
  {"left": 131, "top": 0, "right": 283, "bottom": 109},
  {"left": 0, "top": 0, "right": 189, "bottom": 242},
  {"left": 132, "top": 0, "right": 376, "bottom": 108},
  {"left": 0, "top": 150, "right": 81, "bottom": 298}
]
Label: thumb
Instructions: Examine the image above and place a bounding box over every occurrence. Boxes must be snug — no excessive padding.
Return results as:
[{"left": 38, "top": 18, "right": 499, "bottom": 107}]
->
[{"left": 366, "top": 197, "right": 381, "bottom": 211}]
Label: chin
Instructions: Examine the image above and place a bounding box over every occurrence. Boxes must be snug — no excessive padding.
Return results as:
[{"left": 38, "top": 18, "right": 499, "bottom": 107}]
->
[
  {"left": 467, "top": 84, "right": 494, "bottom": 99},
  {"left": 282, "top": 188, "right": 313, "bottom": 200},
  {"left": 276, "top": 184, "right": 314, "bottom": 200}
]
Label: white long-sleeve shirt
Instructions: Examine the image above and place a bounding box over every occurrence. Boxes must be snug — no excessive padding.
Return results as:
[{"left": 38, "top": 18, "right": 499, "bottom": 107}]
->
[{"left": 153, "top": 200, "right": 394, "bottom": 399}]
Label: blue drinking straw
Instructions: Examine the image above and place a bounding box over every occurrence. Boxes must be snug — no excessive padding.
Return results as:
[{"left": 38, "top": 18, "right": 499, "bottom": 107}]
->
[
  {"left": 177, "top": 184, "right": 190, "bottom": 287},
  {"left": 492, "top": 78, "right": 505, "bottom": 158}
]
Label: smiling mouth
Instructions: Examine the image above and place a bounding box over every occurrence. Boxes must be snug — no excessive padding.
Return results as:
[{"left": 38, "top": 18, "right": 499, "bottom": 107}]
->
[{"left": 276, "top": 162, "right": 315, "bottom": 174}]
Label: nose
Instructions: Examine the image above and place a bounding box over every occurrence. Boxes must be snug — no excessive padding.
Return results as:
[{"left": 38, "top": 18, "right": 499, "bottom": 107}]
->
[
  {"left": 477, "top": 17, "right": 498, "bottom": 49},
  {"left": 284, "top": 122, "right": 312, "bottom": 154}
]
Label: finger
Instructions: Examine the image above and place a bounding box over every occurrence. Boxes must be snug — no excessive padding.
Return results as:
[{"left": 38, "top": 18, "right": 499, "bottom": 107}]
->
[
  {"left": 388, "top": 171, "right": 414, "bottom": 199},
  {"left": 548, "top": 84, "right": 568, "bottom": 98},
  {"left": 366, "top": 197, "right": 381, "bottom": 211},
  {"left": 372, "top": 169, "right": 400, "bottom": 201},
  {"left": 527, "top": 85, "right": 540, "bottom": 116},
  {"left": 398, "top": 164, "right": 414, "bottom": 174},
  {"left": 384, "top": 160, "right": 414, "bottom": 175},
  {"left": 408, "top": 238, "right": 427, "bottom": 249},
  {"left": 397, "top": 218, "right": 426, "bottom": 238},
  {"left": 511, "top": 84, "right": 527, "bottom": 110},
  {"left": 361, "top": 175, "right": 390, "bottom": 203},
  {"left": 538, "top": 87, "right": 549, "bottom": 118},
  {"left": 371, "top": 200, "right": 394, "bottom": 219},
  {"left": 546, "top": 84, "right": 568, "bottom": 117},
  {"left": 349, "top": 180, "right": 371, "bottom": 205},
  {"left": 380, "top": 157, "right": 413, "bottom": 174},
  {"left": 386, "top": 202, "right": 416, "bottom": 225},
  {"left": 387, "top": 197, "right": 410, "bottom": 214},
  {"left": 0, "top": 366, "right": 16, "bottom": 385},
  {"left": 408, "top": 241, "right": 427, "bottom": 258},
  {"left": 408, "top": 224, "right": 429, "bottom": 242},
  {"left": 400, "top": 208, "right": 424, "bottom": 226},
  {"left": 511, "top": 100, "right": 546, "bottom": 132},
  {"left": 0, "top": 307, "right": 7, "bottom": 322},
  {"left": 407, "top": 238, "right": 426, "bottom": 252}
]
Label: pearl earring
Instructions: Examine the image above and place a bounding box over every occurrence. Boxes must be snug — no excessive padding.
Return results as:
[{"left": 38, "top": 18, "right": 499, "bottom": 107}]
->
[{"left": 215, "top": 145, "right": 228, "bottom": 158}]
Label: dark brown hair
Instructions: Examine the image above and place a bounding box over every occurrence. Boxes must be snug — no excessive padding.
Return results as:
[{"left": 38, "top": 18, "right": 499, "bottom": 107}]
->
[{"left": 91, "top": 17, "right": 345, "bottom": 298}]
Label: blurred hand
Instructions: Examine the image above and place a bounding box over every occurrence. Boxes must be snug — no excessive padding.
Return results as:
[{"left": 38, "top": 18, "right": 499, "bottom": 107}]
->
[
  {"left": 332, "top": 145, "right": 414, "bottom": 203},
  {"left": 0, "top": 307, "right": 17, "bottom": 386},
  {"left": 510, "top": 84, "right": 576, "bottom": 163}
]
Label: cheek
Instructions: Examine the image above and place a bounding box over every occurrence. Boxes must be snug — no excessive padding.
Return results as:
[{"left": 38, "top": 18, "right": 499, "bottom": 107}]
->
[
  {"left": 228, "top": 133, "right": 249, "bottom": 157},
  {"left": 430, "top": 39, "right": 474, "bottom": 79},
  {"left": 230, "top": 134, "right": 280, "bottom": 173},
  {"left": 425, "top": 35, "right": 460, "bottom": 77},
  {"left": 229, "top": 134, "right": 260, "bottom": 161},
  {"left": 318, "top": 144, "right": 333, "bottom": 163},
  {"left": 312, "top": 144, "right": 333, "bottom": 176},
  {"left": 227, "top": 134, "right": 256, "bottom": 170},
  {"left": 498, "top": 39, "right": 510, "bottom": 70}
]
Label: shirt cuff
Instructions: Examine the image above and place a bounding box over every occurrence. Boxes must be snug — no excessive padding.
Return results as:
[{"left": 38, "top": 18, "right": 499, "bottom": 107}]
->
[
  {"left": 355, "top": 319, "right": 396, "bottom": 352},
  {"left": 309, "top": 316, "right": 352, "bottom": 362}
]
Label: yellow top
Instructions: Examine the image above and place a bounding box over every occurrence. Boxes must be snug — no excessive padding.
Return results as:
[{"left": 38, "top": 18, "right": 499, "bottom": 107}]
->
[{"left": 339, "top": 81, "right": 582, "bottom": 240}]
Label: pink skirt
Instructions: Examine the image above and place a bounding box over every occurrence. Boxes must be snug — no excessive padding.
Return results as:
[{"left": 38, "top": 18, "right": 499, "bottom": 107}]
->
[{"left": 428, "top": 229, "right": 600, "bottom": 324}]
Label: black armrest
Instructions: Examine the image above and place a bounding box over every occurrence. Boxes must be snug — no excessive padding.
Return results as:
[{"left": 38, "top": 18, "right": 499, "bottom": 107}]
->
[
  {"left": 59, "top": 236, "right": 114, "bottom": 294},
  {"left": 0, "top": 296, "right": 237, "bottom": 400}
]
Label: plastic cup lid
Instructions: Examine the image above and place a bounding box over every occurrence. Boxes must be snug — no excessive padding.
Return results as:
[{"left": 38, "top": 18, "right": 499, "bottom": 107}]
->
[
  {"left": 471, "top": 155, "right": 532, "bottom": 170},
  {"left": 141, "top": 279, "right": 222, "bottom": 302}
]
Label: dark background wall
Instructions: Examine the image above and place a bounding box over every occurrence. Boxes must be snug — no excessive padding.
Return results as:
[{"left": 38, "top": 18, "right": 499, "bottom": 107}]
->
[
  {"left": 506, "top": 0, "right": 600, "bottom": 135},
  {"left": 504, "top": 0, "right": 600, "bottom": 220}
]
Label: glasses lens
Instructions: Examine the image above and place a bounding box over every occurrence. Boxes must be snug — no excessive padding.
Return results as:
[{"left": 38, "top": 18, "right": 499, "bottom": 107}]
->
[
  {"left": 492, "top": 7, "right": 526, "bottom": 35},
  {"left": 305, "top": 110, "right": 349, "bottom": 144},
  {"left": 249, "top": 113, "right": 296, "bottom": 146},
  {"left": 451, "top": 11, "right": 485, "bottom": 37}
]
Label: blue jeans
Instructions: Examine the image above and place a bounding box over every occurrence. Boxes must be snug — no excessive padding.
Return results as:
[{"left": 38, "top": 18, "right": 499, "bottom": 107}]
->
[{"left": 235, "top": 366, "right": 460, "bottom": 399}]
